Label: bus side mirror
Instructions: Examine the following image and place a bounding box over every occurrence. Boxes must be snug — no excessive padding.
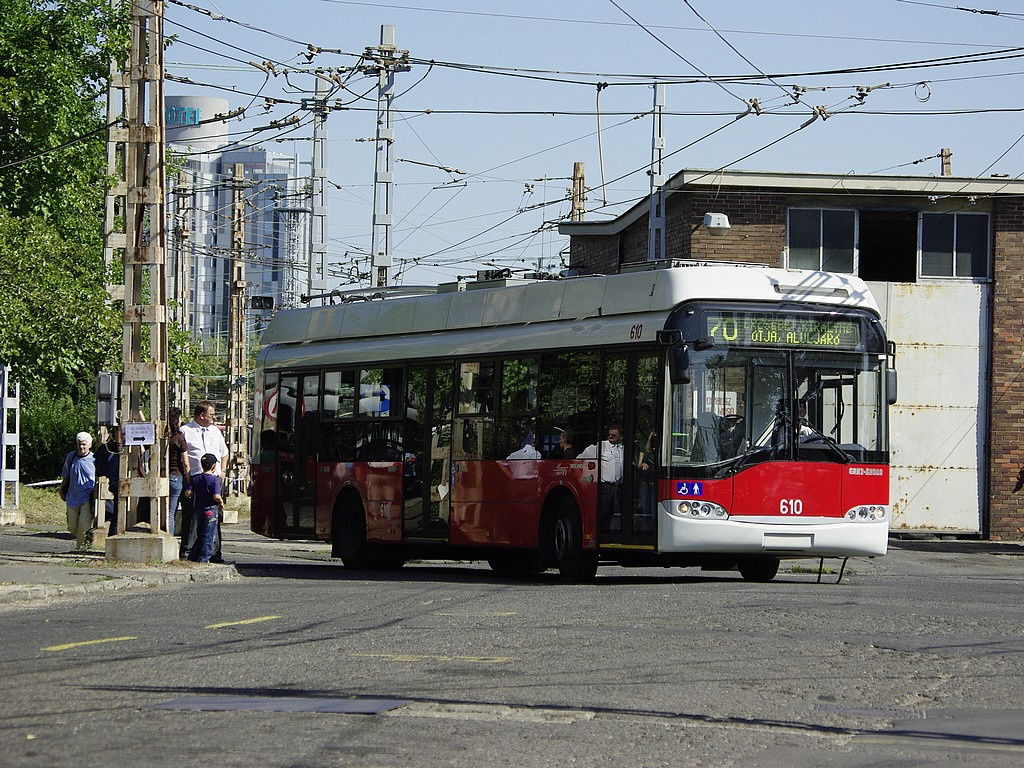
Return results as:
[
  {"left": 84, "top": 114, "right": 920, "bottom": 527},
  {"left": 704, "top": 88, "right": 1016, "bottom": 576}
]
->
[
  {"left": 667, "top": 347, "right": 690, "bottom": 385},
  {"left": 656, "top": 329, "right": 682, "bottom": 346},
  {"left": 658, "top": 331, "right": 714, "bottom": 385},
  {"left": 692, "top": 338, "right": 715, "bottom": 352}
]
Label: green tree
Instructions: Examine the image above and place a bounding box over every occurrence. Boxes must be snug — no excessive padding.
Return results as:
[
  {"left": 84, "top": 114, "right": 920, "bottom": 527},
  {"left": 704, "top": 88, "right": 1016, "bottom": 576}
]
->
[
  {"left": 0, "top": 211, "right": 121, "bottom": 398},
  {"left": 0, "top": 1, "right": 128, "bottom": 241},
  {"left": 0, "top": 0, "right": 130, "bottom": 394}
]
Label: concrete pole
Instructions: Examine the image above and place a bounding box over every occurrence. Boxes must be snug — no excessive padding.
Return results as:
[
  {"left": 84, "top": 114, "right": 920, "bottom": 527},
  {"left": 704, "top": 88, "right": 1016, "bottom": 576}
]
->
[
  {"left": 571, "top": 162, "right": 586, "bottom": 222},
  {"left": 366, "top": 25, "right": 410, "bottom": 288},
  {"left": 307, "top": 76, "right": 329, "bottom": 301},
  {"left": 648, "top": 84, "right": 666, "bottom": 263},
  {"left": 227, "top": 163, "right": 248, "bottom": 500},
  {"left": 106, "top": 0, "right": 175, "bottom": 563}
]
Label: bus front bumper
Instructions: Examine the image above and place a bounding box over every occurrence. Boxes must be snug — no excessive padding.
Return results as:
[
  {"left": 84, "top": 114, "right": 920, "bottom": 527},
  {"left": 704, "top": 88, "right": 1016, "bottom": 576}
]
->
[{"left": 657, "top": 508, "right": 889, "bottom": 558}]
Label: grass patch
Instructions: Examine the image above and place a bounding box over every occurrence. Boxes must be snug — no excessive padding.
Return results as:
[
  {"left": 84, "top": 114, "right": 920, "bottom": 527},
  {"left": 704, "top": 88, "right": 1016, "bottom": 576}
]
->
[
  {"left": 18, "top": 484, "right": 67, "bottom": 527},
  {"left": 14, "top": 482, "right": 251, "bottom": 528}
]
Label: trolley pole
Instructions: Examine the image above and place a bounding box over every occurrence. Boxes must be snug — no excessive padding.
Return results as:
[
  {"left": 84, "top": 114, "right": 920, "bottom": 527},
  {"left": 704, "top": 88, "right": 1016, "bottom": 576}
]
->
[
  {"left": 105, "top": 0, "right": 175, "bottom": 563},
  {"left": 226, "top": 163, "right": 249, "bottom": 498}
]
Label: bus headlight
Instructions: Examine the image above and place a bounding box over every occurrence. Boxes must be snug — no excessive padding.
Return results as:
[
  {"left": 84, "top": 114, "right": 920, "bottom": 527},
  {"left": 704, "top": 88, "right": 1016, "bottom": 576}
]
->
[
  {"left": 678, "top": 501, "right": 728, "bottom": 519},
  {"left": 845, "top": 505, "right": 887, "bottom": 521}
]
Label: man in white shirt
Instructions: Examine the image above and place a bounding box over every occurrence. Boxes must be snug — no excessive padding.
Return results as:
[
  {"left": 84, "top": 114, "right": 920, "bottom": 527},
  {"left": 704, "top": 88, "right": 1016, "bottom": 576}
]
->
[
  {"left": 179, "top": 400, "right": 230, "bottom": 561},
  {"left": 578, "top": 425, "right": 624, "bottom": 532}
]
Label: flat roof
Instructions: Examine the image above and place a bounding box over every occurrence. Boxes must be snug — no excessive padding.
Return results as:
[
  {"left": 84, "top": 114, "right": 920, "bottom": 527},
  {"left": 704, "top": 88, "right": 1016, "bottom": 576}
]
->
[{"left": 559, "top": 167, "right": 1024, "bottom": 237}]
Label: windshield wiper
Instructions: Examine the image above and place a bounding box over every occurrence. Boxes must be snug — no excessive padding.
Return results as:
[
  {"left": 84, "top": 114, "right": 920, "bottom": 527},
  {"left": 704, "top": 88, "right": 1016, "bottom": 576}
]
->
[
  {"left": 712, "top": 444, "right": 775, "bottom": 478},
  {"left": 799, "top": 425, "right": 856, "bottom": 463}
]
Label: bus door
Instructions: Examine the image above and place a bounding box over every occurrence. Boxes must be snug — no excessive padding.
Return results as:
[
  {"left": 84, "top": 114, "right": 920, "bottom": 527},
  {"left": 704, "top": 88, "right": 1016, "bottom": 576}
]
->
[
  {"left": 276, "top": 373, "right": 319, "bottom": 537},
  {"left": 403, "top": 364, "right": 453, "bottom": 543},
  {"left": 599, "top": 351, "right": 660, "bottom": 548}
]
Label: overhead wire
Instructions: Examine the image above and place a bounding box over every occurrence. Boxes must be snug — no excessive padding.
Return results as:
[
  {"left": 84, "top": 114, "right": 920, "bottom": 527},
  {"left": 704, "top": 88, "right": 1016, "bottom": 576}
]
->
[{"left": 159, "top": 0, "right": 1024, "bottom": 287}]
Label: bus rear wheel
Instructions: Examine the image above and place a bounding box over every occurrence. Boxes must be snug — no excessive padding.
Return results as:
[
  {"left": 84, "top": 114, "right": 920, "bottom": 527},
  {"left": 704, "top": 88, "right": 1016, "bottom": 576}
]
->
[
  {"left": 738, "top": 556, "right": 780, "bottom": 582},
  {"left": 544, "top": 498, "right": 597, "bottom": 582}
]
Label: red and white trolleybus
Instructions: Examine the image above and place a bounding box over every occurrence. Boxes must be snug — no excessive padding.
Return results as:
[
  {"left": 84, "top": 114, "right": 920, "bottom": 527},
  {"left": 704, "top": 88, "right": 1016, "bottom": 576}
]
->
[{"left": 250, "top": 262, "right": 896, "bottom": 581}]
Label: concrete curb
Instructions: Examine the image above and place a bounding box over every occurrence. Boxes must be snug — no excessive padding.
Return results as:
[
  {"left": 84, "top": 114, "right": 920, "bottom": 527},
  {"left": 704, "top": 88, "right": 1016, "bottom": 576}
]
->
[{"left": 0, "top": 563, "right": 238, "bottom": 606}]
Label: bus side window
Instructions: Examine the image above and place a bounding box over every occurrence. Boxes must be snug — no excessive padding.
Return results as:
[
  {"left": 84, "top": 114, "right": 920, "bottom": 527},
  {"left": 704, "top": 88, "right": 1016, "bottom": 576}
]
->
[
  {"left": 499, "top": 358, "right": 538, "bottom": 457},
  {"left": 539, "top": 350, "right": 600, "bottom": 459}
]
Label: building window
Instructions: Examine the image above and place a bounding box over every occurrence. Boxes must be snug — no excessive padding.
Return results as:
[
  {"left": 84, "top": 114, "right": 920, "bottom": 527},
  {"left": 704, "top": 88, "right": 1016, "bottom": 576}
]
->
[
  {"left": 920, "top": 212, "right": 989, "bottom": 278},
  {"left": 787, "top": 208, "right": 855, "bottom": 273}
]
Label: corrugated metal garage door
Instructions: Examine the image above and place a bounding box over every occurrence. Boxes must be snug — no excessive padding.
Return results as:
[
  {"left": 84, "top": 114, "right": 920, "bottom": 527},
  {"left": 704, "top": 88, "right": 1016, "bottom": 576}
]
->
[{"left": 868, "top": 281, "right": 989, "bottom": 533}]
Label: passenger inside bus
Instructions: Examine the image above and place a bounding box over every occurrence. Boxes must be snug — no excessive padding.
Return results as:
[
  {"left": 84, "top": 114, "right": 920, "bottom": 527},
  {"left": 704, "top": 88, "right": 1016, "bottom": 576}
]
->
[
  {"left": 578, "top": 426, "right": 624, "bottom": 532},
  {"left": 507, "top": 436, "right": 541, "bottom": 460},
  {"left": 548, "top": 430, "right": 577, "bottom": 460}
]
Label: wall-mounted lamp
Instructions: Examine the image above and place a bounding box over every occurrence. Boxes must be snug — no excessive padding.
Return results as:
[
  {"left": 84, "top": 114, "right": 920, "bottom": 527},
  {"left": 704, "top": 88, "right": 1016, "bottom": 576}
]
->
[{"left": 702, "top": 212, "right": 731, "bottom": 237}]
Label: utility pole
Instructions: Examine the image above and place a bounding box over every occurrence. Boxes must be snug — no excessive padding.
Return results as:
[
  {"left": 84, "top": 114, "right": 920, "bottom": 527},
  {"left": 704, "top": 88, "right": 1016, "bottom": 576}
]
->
[
  {"left": 226, "top": 163, "right": 248, "bottom": 499},
  {"left": 96, "top": 0, "right": 129, "bottom": 548},
  {"left": 103, "top": 0, "right": 127, "bottom": 306},
  {"left": 941, "top": 147, "right": 953, "bottom": 176},
  {"left": 364, "top": 25, "right": 410, "bottom": 288},
  {"left": 172, "top": 170, "right": 192, "bottom": 410},
  {"left": 571, "top": 162, "right": 586, "bottom": 222},
  {"left": 106, "top": 0, "right": 174, "bottom": 562},
  {"left": 306, "top": 75, "right": 329, "bottom": 301},
  {"left": 648, "top": 84, "right": 666, "bottom": 262}
]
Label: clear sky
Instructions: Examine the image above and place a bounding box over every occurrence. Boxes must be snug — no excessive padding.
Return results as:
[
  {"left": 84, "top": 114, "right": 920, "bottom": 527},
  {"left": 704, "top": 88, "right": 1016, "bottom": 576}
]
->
[{"left": 165, "top": 0, "right": 1024, "bottom": 288}]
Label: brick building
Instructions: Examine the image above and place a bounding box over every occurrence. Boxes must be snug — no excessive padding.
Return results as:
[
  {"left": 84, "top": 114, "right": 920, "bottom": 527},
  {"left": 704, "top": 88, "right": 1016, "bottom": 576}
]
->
[{"left": 560, "top": 168, "right": 1024, "bottom": 540}]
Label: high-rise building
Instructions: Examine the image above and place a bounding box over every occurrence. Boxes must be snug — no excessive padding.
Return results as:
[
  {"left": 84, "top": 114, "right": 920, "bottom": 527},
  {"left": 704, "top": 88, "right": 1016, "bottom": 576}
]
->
[{"left": 165, "top": 96, "right": 308, "bottom": 345}]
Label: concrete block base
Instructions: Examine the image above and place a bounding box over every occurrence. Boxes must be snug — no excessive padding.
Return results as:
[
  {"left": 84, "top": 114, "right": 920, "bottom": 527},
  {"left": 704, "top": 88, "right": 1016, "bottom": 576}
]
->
[
  {"left": 106, "top": 531, "right": 178, "bottom": 564},
  {"left": 84, "top": 526, "right": 108, "bottom": 552},
  {"left": 1, "top": 509, "right": 26, "bottom": 526}
]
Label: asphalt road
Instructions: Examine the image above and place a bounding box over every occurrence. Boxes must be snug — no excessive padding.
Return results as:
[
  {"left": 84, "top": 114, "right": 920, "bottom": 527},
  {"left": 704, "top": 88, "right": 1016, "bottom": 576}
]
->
[{"left": 1, "top": 532, "right": 1021, "bottom": 767}]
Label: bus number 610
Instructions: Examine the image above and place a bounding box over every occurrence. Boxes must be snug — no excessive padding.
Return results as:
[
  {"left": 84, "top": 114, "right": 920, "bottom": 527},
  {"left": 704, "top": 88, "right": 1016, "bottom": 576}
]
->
[{"left": 780, "top": 498, "right": 803, "bottom": 515}]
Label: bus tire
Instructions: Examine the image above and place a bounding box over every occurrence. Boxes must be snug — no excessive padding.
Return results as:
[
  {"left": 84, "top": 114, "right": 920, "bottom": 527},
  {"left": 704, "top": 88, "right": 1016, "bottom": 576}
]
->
[
  {"left": 332, "top": 496, "right": 371, "bottom": 569},
  {"left": 544, "top": 497, "right": 598, "bottom": 583},
  {"left": 738, "top": 556, "right": 780, "bottom": 582}
]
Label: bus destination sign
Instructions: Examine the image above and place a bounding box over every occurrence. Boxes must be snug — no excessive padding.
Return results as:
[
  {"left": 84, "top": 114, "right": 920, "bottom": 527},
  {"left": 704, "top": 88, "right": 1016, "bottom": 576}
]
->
[{"left": 704, "top": 311, "right": 862, "bottom": 350}]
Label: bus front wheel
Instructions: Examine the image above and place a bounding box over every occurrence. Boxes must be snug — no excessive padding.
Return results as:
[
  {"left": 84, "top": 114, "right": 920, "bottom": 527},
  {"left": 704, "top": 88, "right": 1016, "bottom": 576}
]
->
[
  {"left": 332, "top": 497, "right": 371, "bottom": 569},
  {"left": 737, "top": 556, "right": 780, "bottom": 582},
  {"left": 544, "top": 498, "right": 598, "bottom": 582}
]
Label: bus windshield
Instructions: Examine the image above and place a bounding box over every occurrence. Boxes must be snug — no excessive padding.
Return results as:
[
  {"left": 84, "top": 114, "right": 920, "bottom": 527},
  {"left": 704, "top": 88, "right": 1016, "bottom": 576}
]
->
[{"left": 668, "top": 348, "right": 887, "bottom": 476}]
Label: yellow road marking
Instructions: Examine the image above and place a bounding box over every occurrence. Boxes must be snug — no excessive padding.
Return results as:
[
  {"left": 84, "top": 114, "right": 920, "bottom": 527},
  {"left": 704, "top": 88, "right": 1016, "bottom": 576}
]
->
[
  {"left": 43, "top": 636, "right": 137, "bottom": 652},
  {"left": 205, "top": 615, "right": 281, "bottom": 629},
  {"left": 351, "top": 652, "right": 515, "bottom": 664}
]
